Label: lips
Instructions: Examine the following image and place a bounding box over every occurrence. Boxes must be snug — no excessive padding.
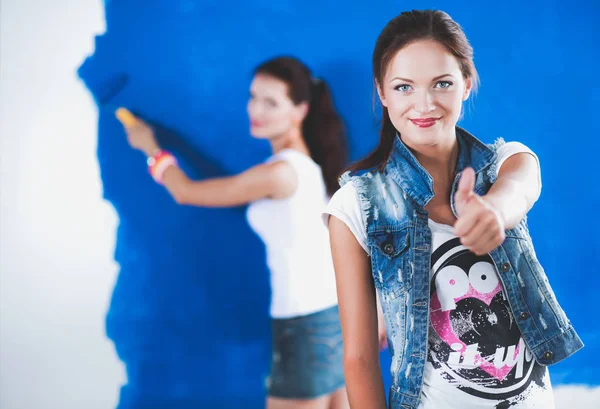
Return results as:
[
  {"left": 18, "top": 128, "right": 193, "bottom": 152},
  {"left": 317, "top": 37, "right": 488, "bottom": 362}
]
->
[{"left": 410, "top": 118, "right": 439, "bottom": 128}]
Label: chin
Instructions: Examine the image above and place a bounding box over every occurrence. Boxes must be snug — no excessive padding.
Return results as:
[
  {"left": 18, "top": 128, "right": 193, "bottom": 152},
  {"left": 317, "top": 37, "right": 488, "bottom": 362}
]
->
[{"left": 250, "top": 128, "right": 267, "bottom": 139}]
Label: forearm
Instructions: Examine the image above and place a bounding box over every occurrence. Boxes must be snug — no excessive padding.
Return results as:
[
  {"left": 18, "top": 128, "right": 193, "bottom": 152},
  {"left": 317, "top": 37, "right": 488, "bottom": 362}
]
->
[
  {"left": 161, "top": 166, "right": 234, "bottom": 207},
  {"left": 160, "top": 165, "right": 195, "bottom": 205},
  {"left": 484, "top": 152, "right": 540, "bottom": 229},
  {"left": 484, "top": 177, "right": 533, "bottom": 229},
  {"left": 344, "top": 356, "right": 387, "bottom": 408},
  {"left": 119, "top": 111, "right": 250, "bottom": 208}
]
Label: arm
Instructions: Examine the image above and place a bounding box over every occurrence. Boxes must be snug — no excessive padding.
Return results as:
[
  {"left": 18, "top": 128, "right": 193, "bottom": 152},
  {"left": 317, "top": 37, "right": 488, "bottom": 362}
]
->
[
  {"left": 329, "top": 216, "right": 387, "bottom": 409},
  {"left": 160, "top": 161, "right": 296, "bottom": 207},
  {"left": 454, "top": 152, "right": 541, "bottom": 255},
  {"left": 117, "top": 109, "right": 297, "bottom": 207},
  {"left": 484, "top": 152, "right": 541, "bottom": 228}
]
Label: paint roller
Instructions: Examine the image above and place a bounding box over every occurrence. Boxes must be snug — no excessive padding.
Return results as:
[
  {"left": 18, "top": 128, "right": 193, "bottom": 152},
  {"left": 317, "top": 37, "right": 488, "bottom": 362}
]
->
[{"left": 81, "top": 71, "right": 141, "bottom": 127}]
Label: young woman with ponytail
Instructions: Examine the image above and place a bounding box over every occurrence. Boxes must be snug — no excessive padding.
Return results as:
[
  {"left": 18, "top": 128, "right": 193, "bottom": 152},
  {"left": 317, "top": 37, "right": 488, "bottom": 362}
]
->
[
  {"left": 324, "top": 10, "right": 582, "bottom": 409},
  {"left": 118, "top": 56, "right": 350, "bottom": 409}
]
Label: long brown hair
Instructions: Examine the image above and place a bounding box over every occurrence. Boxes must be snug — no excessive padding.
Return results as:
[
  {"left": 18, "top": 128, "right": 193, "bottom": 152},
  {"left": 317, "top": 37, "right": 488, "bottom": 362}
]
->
[
  {"left": 349, "top": 9, "right": 479, "bottom": 173},
  {"left": 255, "top": 57, "right": 348, "bottom": 196}
]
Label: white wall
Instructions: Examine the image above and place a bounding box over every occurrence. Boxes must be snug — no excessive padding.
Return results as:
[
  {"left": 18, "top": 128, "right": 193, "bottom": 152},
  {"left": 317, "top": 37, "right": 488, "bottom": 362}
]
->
[
  {"left": 0, "top": 1, "right": 124, "bottom": 409},
  {"left": 0, "top": 1, "right": 597, "bottom": 409}
]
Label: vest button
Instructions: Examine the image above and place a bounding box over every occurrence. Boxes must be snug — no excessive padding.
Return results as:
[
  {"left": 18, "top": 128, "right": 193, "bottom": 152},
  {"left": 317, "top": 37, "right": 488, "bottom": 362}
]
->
[
  {"left": 519, "top": 312, "right": 530, "bottom": 320},
  {"left": 384, "top": 244, "right": 394, "bottom": 255},
  {"left": 543, "top": 351, "right": 553, "bottom": 360},
  {"left": 501, "top": 262, "right": 511, "bottom": 273}
]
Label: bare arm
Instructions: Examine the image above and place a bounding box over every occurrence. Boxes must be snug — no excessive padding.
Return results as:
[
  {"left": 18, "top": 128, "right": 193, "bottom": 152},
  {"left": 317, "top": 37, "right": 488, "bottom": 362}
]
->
[
  {"left": 160, "top": 160, "right": 296, "bottom": 207},
  {"left": 329, "top": 216, "right": 387, "bottom": 409},
  {"left": 484, "top": 152, "right": 541, "bottom": 228},
  {"left": 117, "top": 109, "right": 297, "bottom": 207}
]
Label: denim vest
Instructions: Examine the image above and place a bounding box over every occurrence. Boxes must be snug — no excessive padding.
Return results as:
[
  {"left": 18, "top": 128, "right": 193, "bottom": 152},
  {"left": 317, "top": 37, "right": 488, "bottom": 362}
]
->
[{"left": 339, "top": 128, "right": 583, "bottom": 409}]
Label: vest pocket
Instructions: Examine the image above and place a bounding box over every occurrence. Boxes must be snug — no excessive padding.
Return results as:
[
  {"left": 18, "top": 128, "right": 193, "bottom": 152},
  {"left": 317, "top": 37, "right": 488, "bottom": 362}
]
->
[{"left": 368, "top": 228, "right": 412, "bottom": 298}]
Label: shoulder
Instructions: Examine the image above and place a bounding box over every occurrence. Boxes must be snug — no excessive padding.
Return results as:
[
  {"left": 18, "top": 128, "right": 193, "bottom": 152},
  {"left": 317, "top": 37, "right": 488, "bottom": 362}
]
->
[
  {"left": 484, "top": 137, "right": 540, "bottom": 181},
  {"left": 261, "top": 159, "right": 297, "bottom": 185},
  {"left": 252, "top": 158, "right": 294, "bottom": 177},
  {"left": 495, "top": 140, "right": 536, "bottom": 160},
  {"left": 245, "top": 160, "right": 297, "bottom": 199},
  {"left": 339, "top": 167, "right": 382, "bottom": 188},
  {"left": 329, "top": 180, "right": 359, "bottom": 207},
  {"left": 487, "top": 137, "right": 534, "bottom": 158}
]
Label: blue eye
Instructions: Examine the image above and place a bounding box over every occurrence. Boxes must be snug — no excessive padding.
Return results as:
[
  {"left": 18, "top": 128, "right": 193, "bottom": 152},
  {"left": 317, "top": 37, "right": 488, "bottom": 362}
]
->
[
  {"left": 395, "top": 84, "right": 412, "bottom": 92},
  {"left": 436, "top": 81, "right": 453, "bottom": 89}
]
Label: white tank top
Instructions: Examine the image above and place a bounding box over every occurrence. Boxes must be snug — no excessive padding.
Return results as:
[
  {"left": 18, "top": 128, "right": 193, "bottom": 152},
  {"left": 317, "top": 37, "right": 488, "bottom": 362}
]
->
[{"left": 246, "top": 149, "right": 338, "bottom": 319}]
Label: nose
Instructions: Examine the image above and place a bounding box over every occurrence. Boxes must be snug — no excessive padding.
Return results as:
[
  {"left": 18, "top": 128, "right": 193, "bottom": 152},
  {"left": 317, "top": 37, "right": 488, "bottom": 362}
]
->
[
  {"left": 247, "top": 98, "right": 262, "bottom": 118},
  {"left": 414, "top": 89, "right": 436, "bottom": 114}
]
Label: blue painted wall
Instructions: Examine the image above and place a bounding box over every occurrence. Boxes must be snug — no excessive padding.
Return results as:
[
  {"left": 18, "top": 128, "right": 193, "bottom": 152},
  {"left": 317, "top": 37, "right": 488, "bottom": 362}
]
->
[{"left": 78, "top": 1, "right": 599, "bottom": 407}]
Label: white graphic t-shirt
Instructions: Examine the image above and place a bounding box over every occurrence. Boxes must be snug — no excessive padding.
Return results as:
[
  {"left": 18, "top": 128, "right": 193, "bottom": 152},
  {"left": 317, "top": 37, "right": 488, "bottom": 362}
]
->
[
  {"left": 324, "top": 142, "right": 555, "bottom": 408},
  {"left": 421, "top": 219, "right": 553, "bottom": 408}
]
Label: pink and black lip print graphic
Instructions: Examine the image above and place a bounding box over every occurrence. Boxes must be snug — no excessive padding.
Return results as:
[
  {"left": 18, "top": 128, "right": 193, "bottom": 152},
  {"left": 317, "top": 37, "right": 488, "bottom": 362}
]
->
[{"left": 428, "top": 238, "right": 544, "bottom": 400}]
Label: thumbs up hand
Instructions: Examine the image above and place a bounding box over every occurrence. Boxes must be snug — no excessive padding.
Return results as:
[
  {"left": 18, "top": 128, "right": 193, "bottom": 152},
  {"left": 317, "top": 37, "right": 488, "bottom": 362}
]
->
[{"left": 453, "top": 167, "right": 505, "bottom": 255}]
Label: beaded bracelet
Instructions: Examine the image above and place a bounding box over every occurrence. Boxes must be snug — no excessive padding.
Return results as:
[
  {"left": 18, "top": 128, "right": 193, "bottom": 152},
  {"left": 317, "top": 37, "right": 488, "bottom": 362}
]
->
[{"left": 147, "top": 150, "right": 178, "bottom": 184}]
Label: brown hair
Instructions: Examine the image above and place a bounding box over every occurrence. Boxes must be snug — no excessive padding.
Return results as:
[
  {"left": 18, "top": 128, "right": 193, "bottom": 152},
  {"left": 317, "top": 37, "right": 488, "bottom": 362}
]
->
[
  {"left": 349, "top": 9, "right": 479, "bottom": 172},
  {"left": 255, "top": 57, "right": 348, "bottom": 195}
]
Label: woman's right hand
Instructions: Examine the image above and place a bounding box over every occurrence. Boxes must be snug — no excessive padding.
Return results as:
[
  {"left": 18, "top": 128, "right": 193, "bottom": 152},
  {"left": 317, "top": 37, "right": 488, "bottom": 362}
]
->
[
  {"left": 116, "top": 108, "right": 161, "bottom": 157},
  {"left": 454, "top": 167, "right": 505, "bottom": 256}
]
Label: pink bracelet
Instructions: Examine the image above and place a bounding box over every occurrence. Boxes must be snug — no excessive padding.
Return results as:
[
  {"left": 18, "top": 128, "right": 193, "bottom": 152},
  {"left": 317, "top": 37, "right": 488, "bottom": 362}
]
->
[{"left": 147, "top": 150, "right": 178, "bottom": 184}]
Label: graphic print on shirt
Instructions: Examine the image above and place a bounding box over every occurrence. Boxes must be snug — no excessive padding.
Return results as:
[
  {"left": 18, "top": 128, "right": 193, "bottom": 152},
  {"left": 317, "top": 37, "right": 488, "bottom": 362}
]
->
[{"left": 428, "top": 237, "right": 546, "bottom": 400}]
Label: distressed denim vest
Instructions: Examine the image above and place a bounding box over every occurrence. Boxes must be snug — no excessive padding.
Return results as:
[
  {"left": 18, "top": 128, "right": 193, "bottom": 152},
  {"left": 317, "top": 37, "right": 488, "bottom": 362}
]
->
[{"left": 339, "top": 127, "right": 584, "bottom": 409}]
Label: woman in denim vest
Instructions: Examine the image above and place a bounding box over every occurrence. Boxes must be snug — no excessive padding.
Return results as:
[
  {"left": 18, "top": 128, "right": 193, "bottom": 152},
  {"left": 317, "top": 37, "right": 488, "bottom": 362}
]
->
[
  {"left": 118, "top": 57, "right": 350, "bottom": 409},
  {"left": 325, "top": 10, "right": 583, "bottom": 409}
]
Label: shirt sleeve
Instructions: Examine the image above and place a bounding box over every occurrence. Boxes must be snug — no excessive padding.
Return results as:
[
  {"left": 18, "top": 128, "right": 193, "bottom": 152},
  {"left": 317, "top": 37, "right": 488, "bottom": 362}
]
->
[
  {"left": 495, "top": 141, "right": 542, "bottom": 196},
  {"left": 323, "top": 182, "right": 369, "bottom": 255}
]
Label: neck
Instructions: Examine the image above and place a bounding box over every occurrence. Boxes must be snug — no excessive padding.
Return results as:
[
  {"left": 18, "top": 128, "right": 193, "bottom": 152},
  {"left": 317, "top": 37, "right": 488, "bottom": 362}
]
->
[
  {"left": 270, "top": 126, "right": 310, "bottom": 156},
  {"left": 413, "top": 133, "right": 459, "bottom": 188}
]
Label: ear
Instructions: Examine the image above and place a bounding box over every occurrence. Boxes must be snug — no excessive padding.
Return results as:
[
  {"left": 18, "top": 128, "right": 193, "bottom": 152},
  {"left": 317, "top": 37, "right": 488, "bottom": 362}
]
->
[
  {"left": 293, "top": 101, "right": 309, "bottom": 124},
  {"left": 462, "top": 77, "right": 473, "bottom": 101},
  {"left": 376, "top": 81, "right": 388, "bottom": 107}
]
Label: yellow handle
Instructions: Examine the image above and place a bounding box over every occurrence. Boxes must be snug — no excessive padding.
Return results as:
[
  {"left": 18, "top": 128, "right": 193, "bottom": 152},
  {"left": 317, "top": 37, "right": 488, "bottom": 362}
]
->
[{"left": 115, "top": 107, "right": 141, "bottom": 127}]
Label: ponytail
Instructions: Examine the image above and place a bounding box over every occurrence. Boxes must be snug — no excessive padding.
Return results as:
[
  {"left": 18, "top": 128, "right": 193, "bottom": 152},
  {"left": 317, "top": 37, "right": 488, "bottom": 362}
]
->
[
  {"left": 303, "top": 79, "right": 348, "bottom": 196},
  {"left": 255, "top": 57, "right": 348, "bottom": 196}
]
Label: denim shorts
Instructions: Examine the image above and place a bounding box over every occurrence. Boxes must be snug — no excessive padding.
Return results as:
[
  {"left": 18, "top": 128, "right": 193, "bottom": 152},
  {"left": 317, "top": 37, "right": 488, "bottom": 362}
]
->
[{"left": 267, "top": 305, "right": 345, "bottom": 399}]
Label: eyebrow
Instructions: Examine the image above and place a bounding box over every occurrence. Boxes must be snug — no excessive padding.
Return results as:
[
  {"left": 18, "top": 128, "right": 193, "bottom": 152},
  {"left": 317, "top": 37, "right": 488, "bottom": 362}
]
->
[{"left": 389, "top": 73, "right": 455, "bottom": 83}]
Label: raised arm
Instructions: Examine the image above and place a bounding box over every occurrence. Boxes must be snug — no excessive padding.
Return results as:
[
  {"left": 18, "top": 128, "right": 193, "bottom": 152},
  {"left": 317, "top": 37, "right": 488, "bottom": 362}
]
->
[
  {"left": 484, "top": 152, "right": 541, "bottom": 228},
  {"left": 159, "top": 161, "right": 296, "bottom": 207},
  {"left": 454, "top": 151, "right": 541, "bottom": 255},
  {"left": 116, "top": 108, "right": 296, "bottom": 207}
]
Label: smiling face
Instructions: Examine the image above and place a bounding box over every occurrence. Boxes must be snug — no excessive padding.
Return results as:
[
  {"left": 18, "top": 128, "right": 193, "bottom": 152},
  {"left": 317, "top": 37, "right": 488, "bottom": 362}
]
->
[
  {"left": 377, "top": 40, "right": 472, "bottom": 153},
  {"left": 246, "top": 73, "right": 307, "bottom": 140}
]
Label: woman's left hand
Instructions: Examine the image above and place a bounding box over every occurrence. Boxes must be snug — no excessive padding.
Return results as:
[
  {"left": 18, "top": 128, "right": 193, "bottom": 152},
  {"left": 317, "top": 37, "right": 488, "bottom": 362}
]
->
[{"left": 454, "top": 167, "right": 506, "bottom": 255}]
